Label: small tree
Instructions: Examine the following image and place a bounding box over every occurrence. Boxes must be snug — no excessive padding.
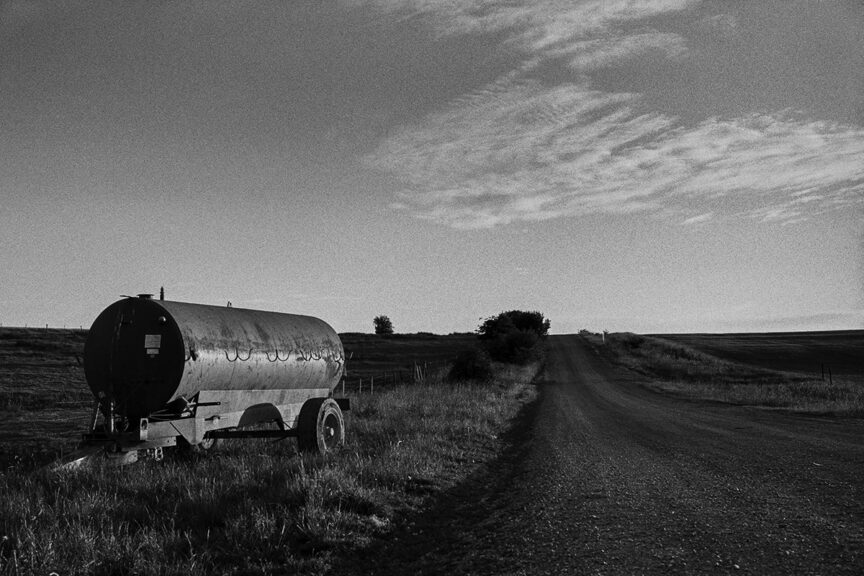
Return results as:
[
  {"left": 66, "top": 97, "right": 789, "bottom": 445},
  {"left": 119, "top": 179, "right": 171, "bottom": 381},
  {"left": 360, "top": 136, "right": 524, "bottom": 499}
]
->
[
  {"left": 373, "top": 315, "right": 394, "bottom": 335},
  {"left": 477, "top": 310, "right": 550, "bottom": 364},
  {"left": 477, "top": 310, "right": 550, "bottom": 341}
]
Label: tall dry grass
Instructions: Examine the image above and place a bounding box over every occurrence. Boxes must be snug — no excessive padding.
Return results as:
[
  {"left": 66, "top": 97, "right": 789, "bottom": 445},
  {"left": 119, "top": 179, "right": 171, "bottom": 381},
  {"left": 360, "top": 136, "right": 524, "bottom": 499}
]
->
[
  {"left": 0, "top": 363, "right": 539, "bottom": 576},
  {"left": 586, "top": 332, "right": 864, "bottom": 415}
]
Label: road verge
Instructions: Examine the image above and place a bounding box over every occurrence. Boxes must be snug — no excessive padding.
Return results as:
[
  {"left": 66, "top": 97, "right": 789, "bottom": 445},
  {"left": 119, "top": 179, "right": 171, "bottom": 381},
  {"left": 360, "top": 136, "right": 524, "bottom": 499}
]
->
[
  {"left": 582, "top": 332, "right": 864, "bottom": 415},
  {"left": 0, "top": 362, "right": 540, "bottom": 575}
]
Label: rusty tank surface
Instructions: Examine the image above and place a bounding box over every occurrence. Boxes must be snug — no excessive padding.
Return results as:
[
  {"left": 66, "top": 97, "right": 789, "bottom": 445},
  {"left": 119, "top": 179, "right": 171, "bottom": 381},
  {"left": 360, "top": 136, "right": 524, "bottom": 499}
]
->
[{"left": 77, "top": 295, "right": 348, "bottom": 463}]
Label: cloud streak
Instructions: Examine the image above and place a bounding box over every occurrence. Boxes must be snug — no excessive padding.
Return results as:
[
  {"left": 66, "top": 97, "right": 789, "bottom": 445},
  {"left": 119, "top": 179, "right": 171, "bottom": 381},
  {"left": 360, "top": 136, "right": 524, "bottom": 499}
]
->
[
  {"left": 362, "top": 0, "right": 864, "bottom": 228},
  {"left": 367, "top": 76, "right": 864, "bottom": 228},
  {"left": 354, "top": 0, "right": 698, "bottom": 48}
]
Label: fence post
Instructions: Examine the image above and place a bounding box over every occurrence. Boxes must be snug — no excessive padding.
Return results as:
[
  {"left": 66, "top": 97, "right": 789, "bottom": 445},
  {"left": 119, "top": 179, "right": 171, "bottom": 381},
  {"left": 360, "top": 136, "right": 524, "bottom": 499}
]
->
[
  {"left": 829, "top": 366, "right": 833, "bottom": 386},
  {"left": 371, "top": 376, "right": 374, "bottom": 395},
  {"left": 359, "top": 378, "right": 362, "bottom": 394}
]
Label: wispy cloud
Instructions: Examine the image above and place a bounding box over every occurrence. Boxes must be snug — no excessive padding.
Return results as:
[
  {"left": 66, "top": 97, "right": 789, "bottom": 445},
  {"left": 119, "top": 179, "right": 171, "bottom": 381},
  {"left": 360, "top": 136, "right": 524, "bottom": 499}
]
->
[
  {"left": 682, "top": 212, "right": 713, "bottom": 225},
  {"left": 550, "top": 32, "right": 688, "bottom": 72},
  {"left": 368, "top": 78, "right": 864, "bottom": 228},
  {"left": 354, "top": 0, "right": 698, "bottom": 48},
  {"left": 362, "top": 0, "right": 864, "bottom": 228}
]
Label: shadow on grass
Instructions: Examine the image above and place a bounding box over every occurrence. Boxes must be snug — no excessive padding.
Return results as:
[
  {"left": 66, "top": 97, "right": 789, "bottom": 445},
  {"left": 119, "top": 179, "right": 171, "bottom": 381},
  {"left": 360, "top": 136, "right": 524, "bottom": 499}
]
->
[{"left": 333, "top": 383, "right": 546, "bottom": 576}]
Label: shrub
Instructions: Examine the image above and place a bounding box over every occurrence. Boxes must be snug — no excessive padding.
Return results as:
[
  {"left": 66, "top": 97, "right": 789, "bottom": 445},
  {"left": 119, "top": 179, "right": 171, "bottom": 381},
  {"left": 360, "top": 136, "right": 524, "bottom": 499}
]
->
[
  {"left": 477, "top": 310, "right": 549, "bottom": 364},
  {"left": 482, "top": 329, "right": 539, "bottom": 364},
  {"left": 477, "top": 310, "right": 550, "bottom": 341},
  {"left": 447, "top": 348, "right": 493, "bottom": 382}
]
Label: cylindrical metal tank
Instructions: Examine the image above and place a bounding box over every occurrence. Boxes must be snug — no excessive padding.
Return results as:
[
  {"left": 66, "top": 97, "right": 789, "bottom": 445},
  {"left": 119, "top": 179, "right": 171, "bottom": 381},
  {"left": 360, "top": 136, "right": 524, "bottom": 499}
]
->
[{"left": 84, "top": 297, "right": 344, "bottom": 419}]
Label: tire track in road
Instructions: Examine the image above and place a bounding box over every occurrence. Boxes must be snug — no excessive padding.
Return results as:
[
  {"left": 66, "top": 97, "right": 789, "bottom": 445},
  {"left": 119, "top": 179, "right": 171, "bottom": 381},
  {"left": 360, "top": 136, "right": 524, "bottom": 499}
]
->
[{"left": 344, "top": 335, "right": 864, "bottom": 575}]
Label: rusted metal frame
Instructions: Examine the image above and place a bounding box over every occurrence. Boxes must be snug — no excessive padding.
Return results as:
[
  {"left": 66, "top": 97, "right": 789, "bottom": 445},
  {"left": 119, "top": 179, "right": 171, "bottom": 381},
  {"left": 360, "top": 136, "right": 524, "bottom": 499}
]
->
[
  {"left": 206, "top": 428, "right": 297, "bottom": 439},
  {"left": 146, "top": 393, "right": 222, "bottom": 422},
  {"left": 81, "top": 433, "right": 177, "bottom": 452}
]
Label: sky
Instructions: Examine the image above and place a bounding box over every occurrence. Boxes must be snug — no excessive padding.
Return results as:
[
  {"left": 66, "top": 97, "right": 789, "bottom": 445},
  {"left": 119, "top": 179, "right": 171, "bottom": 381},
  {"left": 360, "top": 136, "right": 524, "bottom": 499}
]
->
[{"left": 1, "top": 0, "right": 862, "bottom": 334}]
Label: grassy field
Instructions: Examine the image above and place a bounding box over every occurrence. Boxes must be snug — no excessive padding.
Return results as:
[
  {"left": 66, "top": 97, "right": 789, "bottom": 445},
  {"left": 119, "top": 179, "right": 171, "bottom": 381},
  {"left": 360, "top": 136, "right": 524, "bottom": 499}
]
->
[
  {"left": 339, "top": 332, "right": 476, "bottom": 388},
  {"left": 0, "top": 328, "right": 538, "bottom": 575},
  {"left": 0, "top": 329, "right": 478, "bottom": 468},
  {"left": 649, "top": 330, "right": 864, "bottom": 379},
  {"left": 585, "top": 331, "right": 864, "bottom": 415},
  {"left": 0, "top": 329, "right": 91, "bottom": 468}
]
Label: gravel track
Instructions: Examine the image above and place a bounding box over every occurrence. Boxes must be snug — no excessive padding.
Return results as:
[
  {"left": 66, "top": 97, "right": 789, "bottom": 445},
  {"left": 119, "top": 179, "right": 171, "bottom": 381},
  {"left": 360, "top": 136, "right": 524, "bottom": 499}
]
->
[{"left": 343, "top": 335, "right": 864, "bottom": 575}]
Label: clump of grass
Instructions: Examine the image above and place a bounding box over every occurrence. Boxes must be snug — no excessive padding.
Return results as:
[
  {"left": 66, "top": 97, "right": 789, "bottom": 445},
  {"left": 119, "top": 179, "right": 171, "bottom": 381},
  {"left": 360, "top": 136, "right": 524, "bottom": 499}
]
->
[
  {"left": 0, "top": 363, "right": 539, "bottom": 575},
  {"left": 585, "top": 332, "right": 864, "bottom": 415}
]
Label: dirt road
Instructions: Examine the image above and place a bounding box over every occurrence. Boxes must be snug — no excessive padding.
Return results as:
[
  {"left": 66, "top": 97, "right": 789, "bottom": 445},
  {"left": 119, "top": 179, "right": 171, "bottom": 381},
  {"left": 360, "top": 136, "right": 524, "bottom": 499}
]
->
[{"left": 345, "top": 335, "right": 864, "bottom": 575}]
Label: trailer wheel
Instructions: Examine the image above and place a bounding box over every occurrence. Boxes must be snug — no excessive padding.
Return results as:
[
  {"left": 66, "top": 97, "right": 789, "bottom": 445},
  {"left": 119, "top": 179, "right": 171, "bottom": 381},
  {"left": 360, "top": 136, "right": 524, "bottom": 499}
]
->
[{"left": 297, "top": 398, "right": 345, "bottom": 454}]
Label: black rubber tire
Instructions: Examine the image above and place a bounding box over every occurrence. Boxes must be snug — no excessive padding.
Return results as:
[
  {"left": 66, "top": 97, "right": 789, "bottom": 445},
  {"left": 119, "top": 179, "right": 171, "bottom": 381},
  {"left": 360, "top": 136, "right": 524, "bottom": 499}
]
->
[{"left": 297, "top": 397, "right": 345, "bottom": 454}]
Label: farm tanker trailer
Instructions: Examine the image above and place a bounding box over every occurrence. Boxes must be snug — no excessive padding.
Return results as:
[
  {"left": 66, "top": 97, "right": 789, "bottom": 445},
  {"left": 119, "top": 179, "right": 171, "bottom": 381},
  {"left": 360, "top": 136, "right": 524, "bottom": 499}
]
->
[{"left": 79, "top": 295, "right": 348, "bottom": 463}]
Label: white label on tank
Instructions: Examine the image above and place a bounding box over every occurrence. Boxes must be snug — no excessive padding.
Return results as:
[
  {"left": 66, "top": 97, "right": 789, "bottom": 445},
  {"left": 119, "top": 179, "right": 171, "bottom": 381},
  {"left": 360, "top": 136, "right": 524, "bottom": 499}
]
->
[
  {"left": 146, "top": 348, "right": 160, "bottom": 356},
  {"left": 144, "top": 334, "right": 162, "bottom": 348}
]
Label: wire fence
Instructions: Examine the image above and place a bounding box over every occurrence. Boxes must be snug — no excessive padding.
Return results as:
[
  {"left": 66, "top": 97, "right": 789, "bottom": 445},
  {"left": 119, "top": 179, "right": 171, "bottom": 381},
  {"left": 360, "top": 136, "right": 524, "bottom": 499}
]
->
[{"left": 338, "top": 358, "right": 454, "bottom": 395}]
